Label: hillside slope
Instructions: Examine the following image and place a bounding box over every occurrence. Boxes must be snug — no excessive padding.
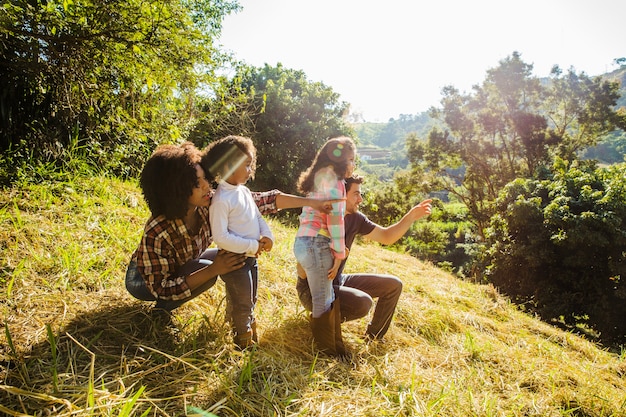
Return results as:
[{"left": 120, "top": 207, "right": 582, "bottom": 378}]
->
[{"left": 1, "top": 176, "right": 625, "bottom": 416}]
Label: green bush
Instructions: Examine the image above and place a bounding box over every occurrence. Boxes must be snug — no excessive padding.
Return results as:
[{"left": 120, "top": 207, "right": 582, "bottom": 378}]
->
[
  {"left": 360, "top": 178, "right": 474, "bottom": 272},
  {"left": 483, "top": 159, "right": 626, "bottom": 345},
  {"left": 403, "top": 202, "right": 475, "bottom": 275}
]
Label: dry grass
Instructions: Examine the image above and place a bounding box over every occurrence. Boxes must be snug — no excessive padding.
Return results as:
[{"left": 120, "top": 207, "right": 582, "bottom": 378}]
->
[{"left": 1, "top": 176, "right": 625, "bottom": 416}]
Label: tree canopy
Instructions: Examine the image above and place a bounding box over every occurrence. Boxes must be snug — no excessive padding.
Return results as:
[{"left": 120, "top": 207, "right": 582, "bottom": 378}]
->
[
  {"left": 484, "top": 160, "right": 626, "bottom": 344},
  {"left": 191, "top": 63, "right": 353, "bottom": 193},
  {"left": 1, "top": 0, "right": 239, "bottom": 177},
  {"left": 409, "top": 52, "right": 626, "bottom": 235}
]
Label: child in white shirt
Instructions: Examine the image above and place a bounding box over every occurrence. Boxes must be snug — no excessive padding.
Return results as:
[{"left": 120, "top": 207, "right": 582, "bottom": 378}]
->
[{"left": 201, "top": 136, "right": 274, "bottom": 349}]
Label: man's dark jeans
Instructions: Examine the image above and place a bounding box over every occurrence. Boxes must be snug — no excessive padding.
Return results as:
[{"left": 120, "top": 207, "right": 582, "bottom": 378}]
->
[{"left": 296, "top": 272, "right": 402, "bottom": 339}]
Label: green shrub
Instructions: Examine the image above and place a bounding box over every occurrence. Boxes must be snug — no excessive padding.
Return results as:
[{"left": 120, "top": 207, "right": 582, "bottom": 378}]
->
[
  {"left": 483, "top": 159, "right": 626, "bottom": 345},
  {"left": 360, "top": 180, "right": 475, "bottom": 273}
]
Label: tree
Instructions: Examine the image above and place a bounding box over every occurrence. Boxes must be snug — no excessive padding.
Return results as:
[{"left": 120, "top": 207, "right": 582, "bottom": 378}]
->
[
  {"left": 1, "top": 0, "right": 239, "bottom": 178},
  {"left": 192, "top": 63, "right": 353, "bottom": 193},
  {"left": 544, "top": 65, "right": 626, "bottom": 161},
  {"left": 410, "top": 52, "right": 625, "bottom": 236}
]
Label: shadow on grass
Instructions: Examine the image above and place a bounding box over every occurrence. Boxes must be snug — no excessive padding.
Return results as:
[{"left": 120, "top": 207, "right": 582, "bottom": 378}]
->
[
  {"left": 1, "top": 302, "right": 231, "bottom": 415},
  {"left": 1, "top": 301, "right": 381, "bottom": 416}
]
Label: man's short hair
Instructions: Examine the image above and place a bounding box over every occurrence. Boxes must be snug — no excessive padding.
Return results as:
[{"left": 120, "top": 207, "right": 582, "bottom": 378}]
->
[{"left": 345, "top": 174, "right": 364, "bottom": 191}]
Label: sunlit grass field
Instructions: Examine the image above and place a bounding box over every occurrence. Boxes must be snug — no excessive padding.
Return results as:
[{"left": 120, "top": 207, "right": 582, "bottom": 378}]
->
[{"left": 1, "top": 175, "right": 625, "bottom": 416}]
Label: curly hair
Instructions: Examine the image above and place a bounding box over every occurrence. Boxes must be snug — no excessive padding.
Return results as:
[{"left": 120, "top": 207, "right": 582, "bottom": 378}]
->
[
  {"left": 200, "top": 135, "right": 257, "bottom": 182},
  {"left": 297, "top": 136, "right": 356, "bottom": 194},
  {"left": 140, "top": 141, "right": 202, "bottom": 219}
]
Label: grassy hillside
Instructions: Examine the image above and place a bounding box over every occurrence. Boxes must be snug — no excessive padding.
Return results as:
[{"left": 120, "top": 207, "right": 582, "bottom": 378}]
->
[{"left": 1, "top": 176, "right": 625, "bottom": 416}]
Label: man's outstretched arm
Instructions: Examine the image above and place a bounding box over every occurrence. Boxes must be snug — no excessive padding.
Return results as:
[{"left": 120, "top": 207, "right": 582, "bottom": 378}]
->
[{"left": 364, "top": 199, "right": 432, "bottom": 245}]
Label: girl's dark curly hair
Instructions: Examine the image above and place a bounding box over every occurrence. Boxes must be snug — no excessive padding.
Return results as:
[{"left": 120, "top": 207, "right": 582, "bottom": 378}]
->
[
  {"left": 297, "top": 136, "right": 356, "bottom": 194},
  {"left": 200, "top": 135, "right": 257, "bottom": 182},
  {"left": 140, "top": 141, "right": 202, "bottom": 219}
]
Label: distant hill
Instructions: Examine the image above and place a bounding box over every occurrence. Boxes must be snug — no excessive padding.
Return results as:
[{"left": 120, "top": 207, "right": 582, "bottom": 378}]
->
[
  {"left": 354, "top": 112, "right": 435, "bottom": 150},
  {"left": 354, "top": 66, "right": 626, "bottom": 165},
  {"left": 604, "top": 66, "right": 626, "bottom": 108}
]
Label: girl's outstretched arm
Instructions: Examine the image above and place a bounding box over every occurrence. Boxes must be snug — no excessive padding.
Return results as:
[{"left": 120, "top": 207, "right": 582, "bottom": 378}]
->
[{"left": 275, "top": 192, "right": 345, "bottom": 214}]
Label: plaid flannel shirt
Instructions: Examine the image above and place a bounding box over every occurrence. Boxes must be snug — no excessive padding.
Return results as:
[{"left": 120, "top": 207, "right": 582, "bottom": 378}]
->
[{"left": 132, "top": 189, "right": 280, "bottom": 299}]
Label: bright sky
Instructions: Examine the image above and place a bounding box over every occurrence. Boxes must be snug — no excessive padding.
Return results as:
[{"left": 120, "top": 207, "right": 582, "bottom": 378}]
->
[{"left": 218, "top": 0, "right": 625, "bottom": 122}]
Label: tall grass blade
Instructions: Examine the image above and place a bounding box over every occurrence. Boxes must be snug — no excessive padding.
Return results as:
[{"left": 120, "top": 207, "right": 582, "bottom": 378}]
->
[
  {"left": 4, "top": 322, "right": 31, "bottom": 385},
  {"left": 65, "top": 332, "right": 97, "bottom": 412},
  {"left": 10, "top": 202, "right": 23, "bottom": 230},
  {"left": 118, "top": 385, "right": 147, "bottom": 417},
  {"left": 46, "top": 324, "right": 58, "bottom": 392},
  {"left": 237, "top": 349, "right": 255, "bottom": 395},
  {"left": 6, "top": 258, "right": 25, "bottom": 300},
  {"left": 4, "top": 322, "right": 16, "bottom": 356}
]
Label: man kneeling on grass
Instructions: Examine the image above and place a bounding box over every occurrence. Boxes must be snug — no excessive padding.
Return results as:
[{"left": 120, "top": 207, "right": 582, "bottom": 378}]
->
[{"left": 296, "top": 174, "right": 432, "bottom": 342}]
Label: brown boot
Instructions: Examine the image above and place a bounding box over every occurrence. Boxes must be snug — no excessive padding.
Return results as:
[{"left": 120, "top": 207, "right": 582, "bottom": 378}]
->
[
  {"left": 311, "top": 301, "right": 347, "bottom": 358},
  {"left": 333, "top": 299, "right": 348, "bottom": 358},
  {"left": 310, "top": 304, "right": 336, "bottom": 356},
  {"left": 233, "top": 330, "right": 255, "bottom": 351}
]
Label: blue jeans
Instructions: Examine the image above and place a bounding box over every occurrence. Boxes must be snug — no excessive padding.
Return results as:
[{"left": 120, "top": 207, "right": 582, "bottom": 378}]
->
[
  {"left": 221, "top": 257, "right": 258, "bottom": 337},
  {"left": 294, "top": 235, "right": 335, "bottom": 318},
  {"left": 125, "top": 248, "right": 218, "bottom": 311}
]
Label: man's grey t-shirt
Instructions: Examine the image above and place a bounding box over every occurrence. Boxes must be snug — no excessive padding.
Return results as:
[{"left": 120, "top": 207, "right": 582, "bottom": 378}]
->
[{"left": 335, "top": 211, "right": 377, "bottom": 279}]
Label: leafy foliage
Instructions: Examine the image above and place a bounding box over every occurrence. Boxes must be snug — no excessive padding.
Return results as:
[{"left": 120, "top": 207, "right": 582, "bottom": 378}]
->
[
  {"left": 191, "top": 63, "right": 353, "bottom": 193},
  {"left": 483, "top": 160, "right": 626, "bottom": 344},
  {"left": 408, "top": 52, "right": 626, "bottom": 235},
  {"left": 355, "top": 171, "right": 469, "bottom": 271},
  {"left": 0, "top": 0, "right": 239, "bottom": 180}
]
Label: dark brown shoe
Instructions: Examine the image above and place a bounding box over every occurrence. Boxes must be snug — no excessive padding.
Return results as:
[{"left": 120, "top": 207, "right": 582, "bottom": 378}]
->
[{"left": 234, "top": 330, "right": 255, "bottom": 351}]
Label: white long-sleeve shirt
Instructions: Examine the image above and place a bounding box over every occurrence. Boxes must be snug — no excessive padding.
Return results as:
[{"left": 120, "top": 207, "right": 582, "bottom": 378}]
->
[{"left": 209, "top": 181, "right": 274, "bottom": 257}]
